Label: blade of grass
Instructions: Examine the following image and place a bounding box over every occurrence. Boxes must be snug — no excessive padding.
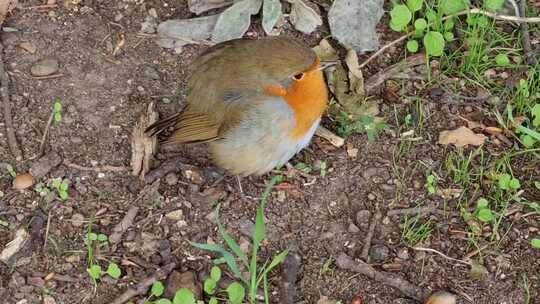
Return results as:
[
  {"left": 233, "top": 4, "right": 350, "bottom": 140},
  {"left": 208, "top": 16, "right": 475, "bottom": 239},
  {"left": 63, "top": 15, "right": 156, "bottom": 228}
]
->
[
  {"left": 190, "top": 242, "right": 247, "bottom": 285},
  {"left": 256, "top": 249, "right": 289, "bottom": 286},
  {"left": 216, "top": 204, "right": 249, "bottom": 267}
]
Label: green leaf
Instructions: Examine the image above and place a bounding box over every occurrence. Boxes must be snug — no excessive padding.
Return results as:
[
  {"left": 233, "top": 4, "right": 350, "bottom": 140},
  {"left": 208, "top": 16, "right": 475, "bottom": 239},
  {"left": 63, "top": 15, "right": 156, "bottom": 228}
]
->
[
  {"left": 440, "top": 0, "right": 468, "bottom": 15},
  {"left": 516, "top": 124, "right": 540, "bottom": 142},
  {"left": 156, "top": 299, "right": 172, "bottom": 304},
  {"left": 60, "top": 181, "right": 69, "bottom": 191},
  {"left": 216, "top": 205, "right": 248, "bottom": 266},
  {"left": 485, "top": 0, "right": 505, "bottom": 11},
  {"left": 427, "top": 175, "right": 435, "bottom": 183},
  {"left": 226, "top": 282, "right": 245, "bottom": 304},
  {"left": 534, "top": 181, "right": 540, "bottom": 191},
  {"left": 87, "top": 232, "right": 98, "bottom": 242},
  {"left": 444, "top": 31, "right": 454, "bottom": 41},
  {"left": 509, "top": 178, "right": 520, "bottom": 190},
  {"left": 423, "top": 31, "right": 445, "bottom": 56},
  {"left": 97, "top": 234, "right": 108, "bottom": 242},
  {"left": 531, "top": 238, "right": 540, "bottom": 249},
  {"left": 495, "top": 54, "right": 510, "bottom": 66},
  {"left": 477, "top": 208, "right": 494, "bottom": 222},
  {"left": 257, "top": 250, "right": 289, "bottom": 286},
  {"left": 444, "top": 18, "right": 455, "bottom": 30},
  {"left": 406, "top": 0, "right": 423, "bottom": 12},
  {"left": 54, "top": 112, "right": 62, "bottom": 123},
  {"left": 208, "top": 297, "right": 218, "bottom": 304},
  {"left": 107, "top": 262, "right": 121, "bottom": 279},
  {"left": 531, "top": 104, "right": 540, "bottom": 126},
  {"left": 173, "top": 288, "right": 195, "bottom": 304},
  {"left": 203, "top": 278, "right": 217, "bottom": 295},
  {"left": 389, "top": 5, "right": 412, "bottom": 32},
  {"left": 498, "top": 174, "right": 511, "bottom": 190},
  {"left": 414, "top": 18, "right": 427, "bottom": 31},
  {"left": 477, "top": 198, "right": 489, "bottom": 209},
  {"left": 262, "top": 0, "right": 282, "bottom": 34},
  {"left": 59, "top": 190, "right": 69, "bottom": 200},
  {"left": 53, "top": 102, "right": 62, "bottom": 113},
  {"left": 151, "top": 281, "right": 165, "bottom": 297},
  {"left": 210, "top": 266, "right": 221, "bottom": 282},
  {"left": 52, "top": 178, "right": 62, "bottom": 189},
  {"left": 425, "top": 9, "right": 437, "bottom": 23},
  {"left": 88, "top": 264, "right": 102, "bottom": 280},
  {"left": 189, "top": 242, "right": 245, "bottom": 282}
]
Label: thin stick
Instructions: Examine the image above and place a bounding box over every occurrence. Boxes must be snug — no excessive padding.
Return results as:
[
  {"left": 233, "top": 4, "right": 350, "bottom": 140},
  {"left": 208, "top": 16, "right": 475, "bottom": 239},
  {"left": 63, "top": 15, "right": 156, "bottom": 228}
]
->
[
  {"left": 359, "top": 8, "right": 540, "bottom": 69},
  {"left": 519, "top": 0, "right": 536, "bottom": 65},
  {"left": 463, "top": 244, "right": 489, "bottom": 261},
  {"left": 109, "top": 262, "right": 177, "bottom": 304},
  {"left": 411, "top": 247, "right": 471, "bottom": 266},
  {"left": 387, "top": 205, "right": 439, "bottom": 216},
  {"left": 23, "top": 4, "right": 58, "bottom": 9},
  {"left": 38, "top": 111, "right": 54, "bottom": 158},
  {"left": 43, "top": 209, "right": 52, "bottom": 250},
  {"left": 63, "top": 160, "right": 129, "bottom": 172},
  {"left": 336, "top": 253, "right": 429, "bottom": 301},
  {"left": 32, "top": 73, "right": 64, "bottom": 80},
  {"left": 361, "top": 210, "right": 382, "bottom": 261},
  {"left": 0, "top": 41, "right": 23, "bottom": 160},
  {"left": 315, "top": 125, "right": 344, "bottom": 147}
]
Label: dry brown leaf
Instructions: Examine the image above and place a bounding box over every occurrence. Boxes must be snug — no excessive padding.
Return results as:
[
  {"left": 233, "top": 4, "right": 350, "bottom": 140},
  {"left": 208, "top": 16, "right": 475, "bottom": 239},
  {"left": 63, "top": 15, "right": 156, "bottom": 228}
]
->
[
  {"left": 131, "top": 102, "right": 158, "bottom": 180},
  {"left": 485, "top": 126, "right": 503, "bottom": 135},
  {"left": 438, "top": 126, "right": 486, "bottom": 147}
]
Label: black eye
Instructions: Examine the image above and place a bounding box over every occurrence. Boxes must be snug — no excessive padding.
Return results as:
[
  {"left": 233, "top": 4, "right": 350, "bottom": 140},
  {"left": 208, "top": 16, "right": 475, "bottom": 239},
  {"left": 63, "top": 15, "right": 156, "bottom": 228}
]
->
[{"left": 293, "top": 73, "right": 304, "bottom": 80}]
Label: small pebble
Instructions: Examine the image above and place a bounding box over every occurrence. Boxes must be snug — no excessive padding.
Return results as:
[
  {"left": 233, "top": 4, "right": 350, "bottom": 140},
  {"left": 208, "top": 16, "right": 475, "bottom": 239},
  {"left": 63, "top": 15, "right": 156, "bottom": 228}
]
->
[
  {"left": 71, "top": 213, "right": 85, "bottom": 227},
  {"left": 30, "top": 59, "right": 59, "bottom": 76},
  {"left": 355, "top": 210, "right": 371, "bottom": 228},
  {"left": 165, "top": 209, "right": 184, "bottom": 221},
  {"left": 396, "top": 248, "right": 409, "bottom": 260},
  {"left": 165, "top": 173, "right": 179, "bottom": 185},
  {"left": 12, "top": 173, "right": 34, "bottom": 190},
  {"left": 369, "top": 244, "right": 390, "bottom": 263},
  {"left": 367, "top": 193, "right": 376, "bottom": 200},
  {"left": 425, "top": 291, "right": 456, "bottom": 304}
]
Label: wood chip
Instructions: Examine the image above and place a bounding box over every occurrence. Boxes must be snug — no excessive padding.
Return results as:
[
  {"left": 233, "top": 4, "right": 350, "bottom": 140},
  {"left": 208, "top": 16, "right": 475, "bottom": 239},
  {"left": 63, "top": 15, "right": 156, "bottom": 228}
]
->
[
  {"left": 438, "top": 126, "right": 486, "bottom": 147},
  {"left": 131, "top": 102, "right": 158, "bottom": 180}
]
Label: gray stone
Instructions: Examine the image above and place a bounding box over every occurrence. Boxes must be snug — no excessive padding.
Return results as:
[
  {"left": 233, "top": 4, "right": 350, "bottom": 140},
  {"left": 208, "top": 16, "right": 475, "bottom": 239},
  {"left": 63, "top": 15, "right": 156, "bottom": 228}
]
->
[{"left": 30, "top": 59, "right": 59, "bottom": 76}]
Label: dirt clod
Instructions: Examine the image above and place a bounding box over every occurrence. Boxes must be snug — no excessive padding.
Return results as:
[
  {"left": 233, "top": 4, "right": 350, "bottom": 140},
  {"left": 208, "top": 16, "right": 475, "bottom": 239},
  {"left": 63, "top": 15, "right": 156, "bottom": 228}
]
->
[
  {"left": 30, "top": 59, "right": 59, "bottom": 77},
  {"left": 164, "top": 271, "right": 202, "bottom": 299},
  {"left": 29, "top": 152, "right": 62, "bottom": 178}
]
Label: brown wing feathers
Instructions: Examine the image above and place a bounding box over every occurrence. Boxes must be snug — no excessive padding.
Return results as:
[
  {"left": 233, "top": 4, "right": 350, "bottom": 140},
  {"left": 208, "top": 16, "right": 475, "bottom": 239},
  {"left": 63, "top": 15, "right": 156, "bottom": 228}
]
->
[{"left": 144, "top": 111, "right": 221, "bottom": 144}]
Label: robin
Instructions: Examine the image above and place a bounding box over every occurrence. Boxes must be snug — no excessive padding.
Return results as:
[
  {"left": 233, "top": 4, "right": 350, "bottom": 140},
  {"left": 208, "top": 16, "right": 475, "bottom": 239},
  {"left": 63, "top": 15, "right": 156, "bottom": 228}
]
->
[{"left": 146, "top": 36, "right": 331, "bottom": 177}]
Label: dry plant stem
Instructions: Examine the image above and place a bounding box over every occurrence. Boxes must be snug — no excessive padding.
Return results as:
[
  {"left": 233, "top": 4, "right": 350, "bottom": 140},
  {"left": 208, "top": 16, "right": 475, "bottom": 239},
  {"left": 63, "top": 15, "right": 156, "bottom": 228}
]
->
[
  {"left": 387, "top": 205, "right": 439, "bottom": 216},
  {"left": 336, "top": 253, "right": 428, "bottom": 301},
  {"left": 315, "top": 125, "right": 344, "bottom": 147},
  {"left": 43, "top": 210, "right": 52, "bottom": 250},
  {"left": 361, "top": 210, "right": 382, "bottom": 261},
  {"left": 463, "top": 244, "right": 489, "bottom": 261},
  {"left": 109, "top": 262, "right": 177, "bottom": 304},
  {"left": 412, "top": 247, "right": 471, "bottom": 266},
  {"left": 38, "top": 111, "right": 54, "bottom": 158},
  {"left": 63, "top": 160, "right": 129, "bottom": 172},
  {"left": 519, "top": 0, "right": 536, "bottom": 65},
  {"left": 365, "top": 53, "right": 425, "bottom": 93},
  {"left": 31, "top": 73, "right": 64, "bottom": 80},
  {"left": 0, "top": 42, "right": 23, "bottom": 161},
  {"left": 359, "top": 8, "right": 540, "bottom": 69},
  {"left": 110, "top": 206, "right": 140, "bottom": 244}
]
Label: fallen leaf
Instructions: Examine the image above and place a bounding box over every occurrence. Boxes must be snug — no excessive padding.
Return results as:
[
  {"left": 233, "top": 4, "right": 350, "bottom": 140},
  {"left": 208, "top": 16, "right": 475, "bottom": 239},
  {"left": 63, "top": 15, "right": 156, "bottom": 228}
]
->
[
  {"left": 262, "top": 0, "right": 282, "bottom": 34},
  {"left": 212, "top": 0, "right": 262, "bottom": 42},
  {"left": 312, "top": 38, "right": 339, "bottom": 61},
  {"left": 156, "top": 15, "right": 219, "bottom": 51},
  {"left": 131, "top": 102, "right": 158, "bottom": 180},
  {"left": 12, "top": 173, "right": 34, "bottom": 190},
  {"left": 328, "top": 0, "right": 384, "bottom": 52},
  {"left": 344, "top": 49, "right": 365, "bottom": 95},
  {"left": 289, "top": 0, "right": 322, "bottom": 34},
  {"left": 484, "top": 126, "right": 503, "bottom": 135},
  {"left": 18, "top": 41, "right": 37, "bottom": 54},
  {"left": 188, "top": 0, "right": 233, "bottom": 15},
  {"left": 438, "top": 126, "right": 486, "bottom": 147},
  {"left": 436, "top": 188, "right": 462, "bottom": 199}
]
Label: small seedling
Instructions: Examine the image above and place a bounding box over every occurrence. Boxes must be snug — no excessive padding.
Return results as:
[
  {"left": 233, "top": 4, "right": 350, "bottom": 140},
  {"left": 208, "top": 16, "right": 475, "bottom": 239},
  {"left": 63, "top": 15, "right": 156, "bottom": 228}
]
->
[
  {"left": 51, "top": 178, "right": 69, "bottom": 200},
  {"left": 498, "top": 173, "right": 520, "bottom": 192},
  {"left": 190, "top": 175, "right": 288, "bottom": 304},
  {"left": 475, "top": 198, "right": 494, "bottom": 223},
  {"left": 337, "top": 112, "right": 388, "bottom": 142},
  {"left": 425, "top": 174, "right": 437, "bottom": 194},
  {"left": 53, "top": 101, "right": 62, "bottom": 123},
  {"left": 531, "top": 239, "right": 540, "bottom": 249},
  {"left": 6, "top": 164, "right": 16, "bottom": 177},
  {"left": 319, "top": 161, "right": 327, "bottom": 178},
  {"left": 294, "top": 162, "right": 312, "bottom": 174}
]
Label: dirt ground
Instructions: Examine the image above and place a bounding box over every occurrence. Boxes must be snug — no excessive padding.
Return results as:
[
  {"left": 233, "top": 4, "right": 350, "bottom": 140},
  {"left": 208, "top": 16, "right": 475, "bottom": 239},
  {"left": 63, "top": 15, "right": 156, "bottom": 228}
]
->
[{"left": 1, "top": 1, "right": 539, "bottom": 304}]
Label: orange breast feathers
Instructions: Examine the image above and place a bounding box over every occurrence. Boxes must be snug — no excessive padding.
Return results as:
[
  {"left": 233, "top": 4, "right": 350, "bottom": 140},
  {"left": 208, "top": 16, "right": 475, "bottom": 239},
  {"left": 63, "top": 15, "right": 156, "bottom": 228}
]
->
[{"left": 264, "top": 59, "right": 329, "bottom": 139}]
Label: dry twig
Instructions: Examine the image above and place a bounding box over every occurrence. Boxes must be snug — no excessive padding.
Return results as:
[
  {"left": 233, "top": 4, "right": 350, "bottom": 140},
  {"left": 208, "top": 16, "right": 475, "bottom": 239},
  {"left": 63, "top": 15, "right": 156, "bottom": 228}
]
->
[
  {"left": 0, "top": 41, "right": 22, "bottom": 161},
  {"left": 361, "top": 210, "right": 382, "bottom": 262},
  {"left": 38, "top": 111, "right": 54, "bottom": 158},
  {"left": 412, "top": 247, "right": 471, "bottom": 266},
  {"left": 336, "top": 253, "right": 428, "bottom": 301},
  {"left": 109, "top": 262, "right": 177, "bottom": 304},
  {"left": 63, "top": 160, "right": 129, "bottom": 173},
  {"left": 143, "top": 155, "right": 191, "bottom": 184},
  {"left": 110, "top": 206, "right": 140, "bottom": 244},
  {"left": 387, "top": 205, "right": 440, "bottom": 216},
  {"left": 364, "top": 53, "right": 425, "bottom": 93},
  {"left": 519, "top": 0, "right": 536, "bottom": 65},
  {"left": 315, "top": 125, "right": 344, "bottom": 147}
]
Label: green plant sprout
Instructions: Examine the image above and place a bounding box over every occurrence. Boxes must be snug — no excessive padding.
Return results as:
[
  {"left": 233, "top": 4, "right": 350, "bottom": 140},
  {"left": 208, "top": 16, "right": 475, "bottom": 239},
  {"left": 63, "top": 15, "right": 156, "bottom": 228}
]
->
[
  {"left": 337, "top": 112, "right": 388, "bottom": 142},
  {"left": 425, "top": 173, "right": 437, "bottom": 194},
  {"left": 6, "top": 164, "right": 16, "bottom": 177},
  {"left": 51, "top": 178, "right": 69, "bottom": 200},
  {"left": 85, "top": 220, "right": 119, "bottom": 283},
  {"left": 182, "top": 175, "right": 288, "bottom": 304},
  {"left": 53, "top": 101, "right": 62, "bottom": 123},
  {"left": 475, "top": 198, "right": 494, "bottom": 223}
]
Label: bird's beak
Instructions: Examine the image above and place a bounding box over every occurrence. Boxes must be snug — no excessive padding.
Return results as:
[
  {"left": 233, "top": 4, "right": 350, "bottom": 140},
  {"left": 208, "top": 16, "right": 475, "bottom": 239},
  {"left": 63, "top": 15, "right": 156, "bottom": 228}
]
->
[{"left": 318, "top": 60, "right": 338, "bottom": 71}]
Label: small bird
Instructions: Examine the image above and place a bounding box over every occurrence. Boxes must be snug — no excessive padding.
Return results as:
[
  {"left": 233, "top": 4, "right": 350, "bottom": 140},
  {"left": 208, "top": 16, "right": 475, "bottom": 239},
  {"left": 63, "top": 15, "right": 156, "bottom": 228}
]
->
[{"left": 146, "top": 36, "right": 330, "bottom": 176}]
